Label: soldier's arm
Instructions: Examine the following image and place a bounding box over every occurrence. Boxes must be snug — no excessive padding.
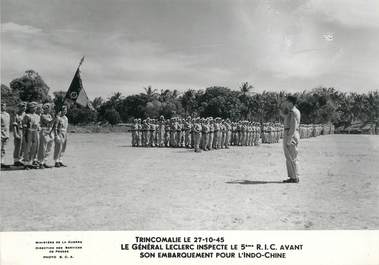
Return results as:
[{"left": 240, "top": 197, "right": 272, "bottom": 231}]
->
[
  {"left": 13, "top": 118, "right": 20, "bottom": 138},
  {"left": 287, "top": 111, "right": 298, "bottom": 143}
]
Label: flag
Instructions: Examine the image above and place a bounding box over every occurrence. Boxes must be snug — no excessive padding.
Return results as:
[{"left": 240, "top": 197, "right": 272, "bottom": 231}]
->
[{"left": 64, "top": 67, "right": 94, "bottom": 110}]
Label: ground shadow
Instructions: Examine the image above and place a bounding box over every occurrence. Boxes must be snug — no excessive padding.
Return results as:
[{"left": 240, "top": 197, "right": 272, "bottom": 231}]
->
[
  {"left": 1, "top": 165, "right": 56, "bottom": 171},
  {"left": 226, "top": 179, "right": 284, "bottom": 185},
  {"left": 1, "top": 165, "right": 26, "bottom": 171}
]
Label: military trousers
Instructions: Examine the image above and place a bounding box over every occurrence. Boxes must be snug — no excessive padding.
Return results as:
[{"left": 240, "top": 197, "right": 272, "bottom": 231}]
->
[
  {"left": 194, "top": 133, "right": 201, "bottom": 152},
  {"left": 282, "top": 133, "right": 299, "bottom": 180},
  {"left": 13, "top": 134, "right": 24, "bottom": 162},
  {"left": 207, "top": 132, "right": 214, "bottom": 150},
  {"left": 54, "top": 132, "right": 67, "bottom": 162},
  {"left": 201, "top": 133, "right": 208, "bottom": 150},
  {"left": 185, "top": 130, "right": 191, "bottom": 147},
  {"left": 38, "top": 128, "right": 53, "bottom": 163},
  {"left": 23, "top": 130, "right": 39, "bottom": 164},
  {"left": 1, "top": 137, "right": 8, "bottom": 163}
]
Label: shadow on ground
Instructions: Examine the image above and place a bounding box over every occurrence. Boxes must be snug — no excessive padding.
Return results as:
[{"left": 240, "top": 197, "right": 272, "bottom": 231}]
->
[{"left": 226, "top": 180, "right": 284, "bottom": 185}]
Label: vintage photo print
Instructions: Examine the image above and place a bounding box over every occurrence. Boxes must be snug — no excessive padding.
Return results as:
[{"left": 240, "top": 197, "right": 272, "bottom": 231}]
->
[{"left": 1, "top": 0, "right": 378, "bottom": 264}]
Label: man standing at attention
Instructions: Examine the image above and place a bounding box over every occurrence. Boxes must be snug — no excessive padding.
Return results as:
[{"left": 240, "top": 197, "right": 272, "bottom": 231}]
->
[
  {"left": 13, "top": 102, "right": 26, "bottom": 166},
  {"left": 53, "top": 105, "right": 68, "bottom": 167},
  {"left": 1, "top": 102, "right": 10, "bottom": 168},
  {"left": 281, "top": 95, "right": 301, "bottom": 183}
]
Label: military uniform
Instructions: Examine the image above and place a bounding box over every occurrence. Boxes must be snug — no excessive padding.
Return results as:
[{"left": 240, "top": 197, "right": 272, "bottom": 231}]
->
[
  {"left": 283, "top": 106, "right": 301, "bottom": 181},
  {"left": 193, "top": 118, "right": 202, "bottom": 152},
  {"left": 23, "top": 102, "right": 40, "bottom": 167},
  {"left": 53, "top": 110, "right": 68, "bottom": 166},
  {"left": 131, "top": 119, "right": 139, "bottom": 147},
  {"left": 201, "top": 119, "right": 209, "bottom": 151},
  {"left": 207, "top": 119, "right": 214, "bottom": 150},
  {"left": 13, "top": 103, "right": 26, "bottom": 165},
  {"left": 1, "top": 105, "right": 10, "bottom": 166},
  {"left": 164, "top": 120, "right": 171, "bottom": 147},
  {"left": 37, "top": 104, "right": 54, "bottom": 166},
  {"left": 158, "top": 117, "right": 165, "bottom": 147}
]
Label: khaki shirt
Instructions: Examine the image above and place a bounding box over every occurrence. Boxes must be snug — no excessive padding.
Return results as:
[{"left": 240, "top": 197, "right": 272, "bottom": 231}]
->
[{"left": 1, "top": 111, "right": 10, "bottom": 139}]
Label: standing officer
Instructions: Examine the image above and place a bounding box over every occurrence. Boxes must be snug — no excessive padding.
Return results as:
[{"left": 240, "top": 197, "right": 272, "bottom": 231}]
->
[
  {"left": 131, "top": 119, "right": 138, "bottom": 147},
  {"left": 1, "top": 102, "right": 10, "bottom": 168},
  {"left": 193, "top": 117, "right": 202, "bottom": 152},
  {"left": 184, "top": 116, "right": 192, "bottom": 148},
  {"left": 201, "top": 118, "right": 209, "bottom": 151},
  {"left": 53, "top": 105, "right": 68, "bottom": 167},
  {"left": 158, "top": 115, "right": 165, "bottom": 147},
  {"left": 207, "top": 118, "right": 214, "bottom": 150},
  {"left": 22, "top": 102, "right": 40, "bottom": 169},
  {"left": 37, "top": 103, "right": 54, "bottom": 168},
  {"left": 164, "top": 119, "right": 170, "bottom": 147},
  {"left": 13, "top": 102, "right": 26, "bottom": 166},
  {"left": 281, "top": 95, "right": 301, "bottom": 183}
]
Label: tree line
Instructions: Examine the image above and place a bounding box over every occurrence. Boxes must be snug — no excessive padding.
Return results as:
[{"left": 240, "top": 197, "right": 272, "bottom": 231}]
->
[{"left": 2, "top": 70, "right": 379, "bottom": 128}]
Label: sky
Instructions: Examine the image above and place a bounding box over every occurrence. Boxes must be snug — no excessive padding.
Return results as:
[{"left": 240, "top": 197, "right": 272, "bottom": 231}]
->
[{"left": 1, "top": 0, "right": 379, "bottom": 98}]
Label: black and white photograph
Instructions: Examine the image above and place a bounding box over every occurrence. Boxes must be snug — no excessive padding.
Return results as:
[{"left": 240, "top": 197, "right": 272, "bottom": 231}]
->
[{"left": 1, "top": 0, "right": 379, "bottom": 263}]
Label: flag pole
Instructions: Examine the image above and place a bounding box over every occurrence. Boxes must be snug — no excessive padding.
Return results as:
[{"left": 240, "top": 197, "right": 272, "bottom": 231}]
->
[{"left": 77, "top": 56, "right": 85, "bottom": 70}]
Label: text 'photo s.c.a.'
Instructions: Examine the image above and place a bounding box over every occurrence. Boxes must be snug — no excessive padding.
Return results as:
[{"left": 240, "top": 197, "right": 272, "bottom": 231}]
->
[{"left": 1, "top": 0, "right": 379, "bottom": 265}]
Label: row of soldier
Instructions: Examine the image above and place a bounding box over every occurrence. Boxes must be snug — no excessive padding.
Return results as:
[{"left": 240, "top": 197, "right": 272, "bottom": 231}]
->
[
  {"left": 1, "top": 102, "right": 68, "bottom": 169},
  {"left": 131, "top": 117, "right": 335, "bottom": 152},
  {"left": 299, "top": 123, "right": 335, "bottom": 139},
  {"left": 130, "top": 117, "right": 285, "bottom": 152}
]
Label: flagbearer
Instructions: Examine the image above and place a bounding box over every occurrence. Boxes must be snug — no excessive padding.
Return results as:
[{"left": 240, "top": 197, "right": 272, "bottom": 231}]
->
[{"left": 53, "top": 105, "right": 68, "bottom": 167}]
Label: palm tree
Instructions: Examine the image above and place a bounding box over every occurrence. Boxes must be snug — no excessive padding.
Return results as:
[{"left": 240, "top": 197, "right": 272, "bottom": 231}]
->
[
  {"left": 240, "top": 82, "right": 253, "bottom": 96},
  {"left": 143, "top": 86, "right": 158, "bottom": 100}
]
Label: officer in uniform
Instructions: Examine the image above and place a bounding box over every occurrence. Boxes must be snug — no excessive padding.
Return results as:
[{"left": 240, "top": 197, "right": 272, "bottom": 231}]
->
[
  {"left": 170, "top": 117, "right": 177, "bottom": 147},
  {"left": 193, "top": 117, "right": 202, "bottom": 152},
  {"left": 158, "top": 116, "right": 165, "bottom": 147},
  {"left": 282, "top": 96, "right": 301, "bottom": 183},
  {"left": 13, "top": 102, "right": 26, "bottom": 166},
  {"left": 201, "top": 118, "right": 209, "bottom": 151},
  {"left": 225, "top": 119, "right": 232, "bottom": 148},
  {"left": 32, "top": 104, "right": 42, "bottom": 166},
  {"left": 1, "top": 102, "right": 10, "bottom": 168},
  {"left": 22, "top": 102, "right": 40, "bottom": 169},
  {"left": 131, "top": 119, "right": 138, "bottom": 147},
  {"left": 37, "top": 103, "right": 54, "bottom": 168},
  {"left": 164, "top": 119, "right": 170, "bottom": 147},
  {"left": 184, "top": 116, "right": 192, "bottom": 148},
  {"left": 53, "top": 105, "right": 68, "bottom": 167}
]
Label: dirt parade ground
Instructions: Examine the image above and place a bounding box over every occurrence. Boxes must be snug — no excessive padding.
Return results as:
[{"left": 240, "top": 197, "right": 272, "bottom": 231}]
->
[{"left": 0, "top": 134, "right": 378, "bottom": 231}]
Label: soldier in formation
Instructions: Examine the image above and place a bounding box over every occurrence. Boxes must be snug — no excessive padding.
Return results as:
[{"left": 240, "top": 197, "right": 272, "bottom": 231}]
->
[
  {"left": 130, "top": 115, "right": 332, "bottom": 152},
  {"left": 131, "top": 117, "right": 268, "bottom": 151},
  {"left": 0, "top": 101, "right": 69, "bottom": 170},
  {"left": 299, "top": 123, "right": 335, "bottom": 139}
]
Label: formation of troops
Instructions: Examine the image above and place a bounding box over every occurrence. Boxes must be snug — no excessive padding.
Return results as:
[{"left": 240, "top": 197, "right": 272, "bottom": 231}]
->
[
  {"left": 130, "top": 116, "right": 334, "bottom": 152},
  {"left": 1, "top": 102, "right": 68, "bottom": 169},
  {"left": 299, "top": 124, "right": 335, "bottom": 139},
  {"left": 1, "top": 100, "right": 336, "bottom": 169}
]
